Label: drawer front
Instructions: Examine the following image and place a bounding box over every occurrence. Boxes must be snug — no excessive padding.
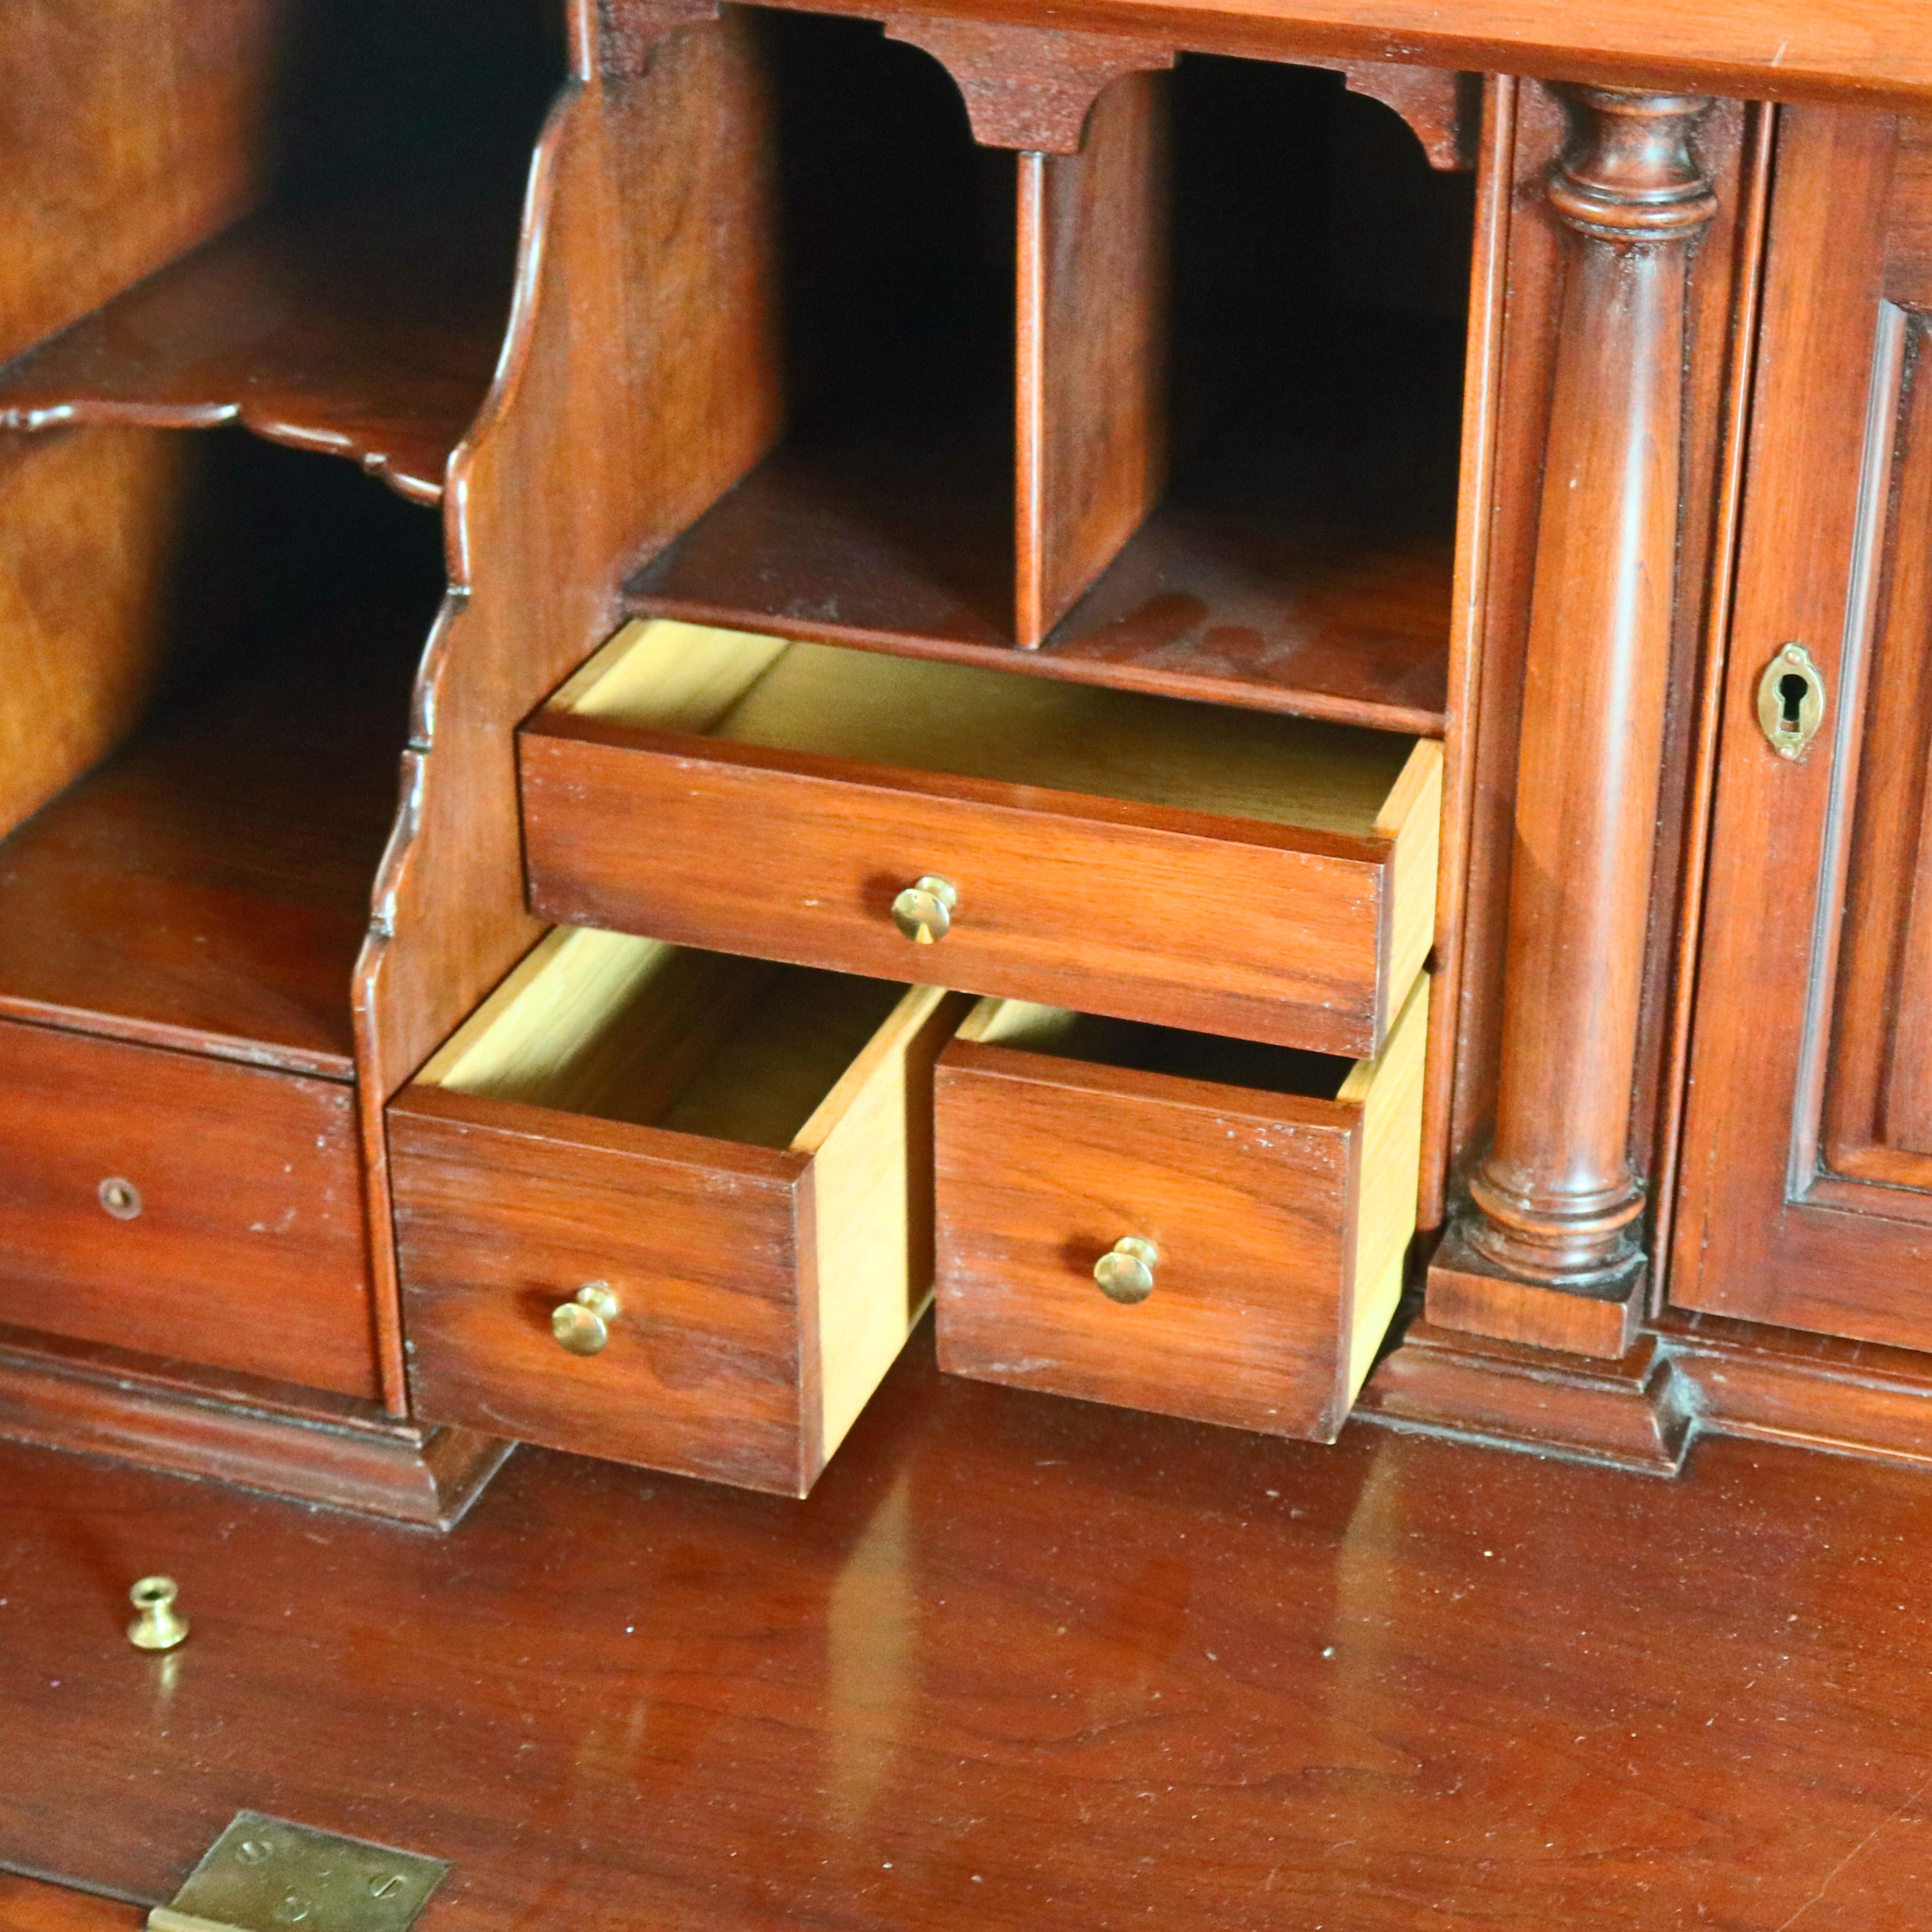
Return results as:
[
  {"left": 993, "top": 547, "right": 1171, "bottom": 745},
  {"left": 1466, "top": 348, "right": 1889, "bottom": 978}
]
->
[
  {"left": 0, "top": 1017, "right": 377, "bottom": 1398},
  {"left": 933, "top": 985, "right": 1426, "bottom": 1441},
  {"left": 522, "top": 721, "right": 1406, "bottom": 1057},
  {"left": 391, "top": 1090, "right": 815, "bottom": 1495}
]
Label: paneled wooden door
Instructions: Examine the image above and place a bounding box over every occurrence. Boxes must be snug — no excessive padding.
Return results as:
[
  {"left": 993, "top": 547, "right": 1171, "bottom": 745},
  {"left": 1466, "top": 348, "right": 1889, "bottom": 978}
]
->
[{"left": 1674, "top": 106, "right": 1932, "bottom": 1346}]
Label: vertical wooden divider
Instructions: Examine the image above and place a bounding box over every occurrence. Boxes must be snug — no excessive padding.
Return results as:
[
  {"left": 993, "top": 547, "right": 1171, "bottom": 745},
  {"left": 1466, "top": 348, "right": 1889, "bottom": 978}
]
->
[
  {"left": 353, "top": 0, "right": 782, "bottom": 1412},
  {"left": 1013, "top": 72, "right": 1170, "bottom": 648}
]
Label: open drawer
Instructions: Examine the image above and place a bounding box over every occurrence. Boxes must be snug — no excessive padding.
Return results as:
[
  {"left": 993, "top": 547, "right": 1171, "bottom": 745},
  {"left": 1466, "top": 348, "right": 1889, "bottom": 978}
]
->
[
  {"left": 520, "top": 620, "right": 1441, "bottom": 1059},
  {"left": 933, "top": 972, "right": 1428, "bottom": 1442},
  {"left": 389, "top": 927, "right": 969, "bottom": 1495}
]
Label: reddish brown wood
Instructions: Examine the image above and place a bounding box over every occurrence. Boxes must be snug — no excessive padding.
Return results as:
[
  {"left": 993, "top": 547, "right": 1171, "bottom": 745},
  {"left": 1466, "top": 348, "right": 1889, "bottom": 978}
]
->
[
  {"left": 1312, "top": 61, "right": 1477, "bottom": 170},
  {"left": 0, "top": 1017, "right": 378, "bottom": 1401},
  {"left": 1015, "top": 73, "right": 1170, "bottom": 647},
  {"left": 393, "top": 1086, "right": 819, "bottom": 1495},
  {"left": 882, "top": 18, "right": 1174, "bottom": 152},
  {"left": 0, "top": 440, "right": 437, "bottom": 1075},
  {"left": 1670, "top": 108, "right": 1932, "bottom": 1351},
  {"left": 520, "top": 712, "right": 1409, "bottom": 1058},
  {"left": 1431, "top": 88, "right": 1717, "bottom": 1342},
  {"left": 1360, "top": 1320, "right": 1692, "bottom": 1473},
  {"left": 936, "top": 1036, "right": 1367, "bottom": 1441},
  {"left": 0, "top": 1875, "right": 142, "bottom": 1932},
  {"left": 754, "top": 0, "right": 1932, "bottom": 112},
  {"left": 0, "top": 1321, "right": 505, "bottom": 1529},
  {"left": 0, "top": 201, "right": 523, "bottom": 506},
  {"left": 18, "top": 1347, "right": 1932, "bottom": 1926}
]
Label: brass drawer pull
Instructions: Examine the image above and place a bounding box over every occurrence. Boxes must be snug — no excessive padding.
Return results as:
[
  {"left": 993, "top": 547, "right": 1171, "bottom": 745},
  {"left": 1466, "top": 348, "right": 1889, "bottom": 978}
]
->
[
  {"left": 1093, "top": 1236, "right": 1158, "bottom": 1304},
  {"left": 891, "top": 874, "right": 958, "bottom": 943},
  {"left": 552, "top": 1282, "right": 620, "bottom": 1356}
]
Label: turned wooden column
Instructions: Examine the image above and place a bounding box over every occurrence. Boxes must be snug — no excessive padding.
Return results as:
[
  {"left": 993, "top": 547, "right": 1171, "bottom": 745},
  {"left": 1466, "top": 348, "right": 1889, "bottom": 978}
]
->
[{"left": 1431, "top": 87, "right": 1717, "bottom": 1357}]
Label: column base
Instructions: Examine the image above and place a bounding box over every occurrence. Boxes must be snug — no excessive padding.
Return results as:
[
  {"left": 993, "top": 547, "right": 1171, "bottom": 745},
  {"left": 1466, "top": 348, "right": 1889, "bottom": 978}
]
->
[
  {"left": 1425, "top": 1219, "right": 1645, "bottom": 1359},
  {"left": 1357, "top": 1318, "right": 1692, "bottom": 1476}
]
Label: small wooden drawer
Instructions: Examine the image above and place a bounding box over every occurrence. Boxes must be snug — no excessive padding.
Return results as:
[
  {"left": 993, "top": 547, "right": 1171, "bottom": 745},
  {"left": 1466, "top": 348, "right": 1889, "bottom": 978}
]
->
[
  {"left": 933, "top": 973, "right": 1428, "bottom": 1441},
  {"left": 520, "top": 620, "right": 1440, "bottom": 1059},
  {"left": 389, "top": 927, "right": 969, "bottom": 1495},
  {"left": 0, "top": 1015, "right": 377, "bottom": 1398}
]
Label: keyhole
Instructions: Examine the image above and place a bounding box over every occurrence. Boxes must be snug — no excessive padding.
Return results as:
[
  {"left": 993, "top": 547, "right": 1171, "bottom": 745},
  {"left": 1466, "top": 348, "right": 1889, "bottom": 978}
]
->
[{"left": 1777, "top": 671, "right": 1810, "bottom": 735}]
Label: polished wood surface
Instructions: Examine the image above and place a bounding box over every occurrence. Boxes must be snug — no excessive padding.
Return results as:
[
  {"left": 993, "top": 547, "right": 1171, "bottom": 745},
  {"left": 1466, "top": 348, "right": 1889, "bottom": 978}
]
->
[
  {"left": 1016, "top": 73, "right": 1169, "bottom": 647},
  {"left": 0, "top": 1875, "right": 140, "bottom": 1932},
  {"left": 0, "top": 1020, "right": 375, "bottom": 1400},
  {"left": 13, "top": 1344, "right": 1932, "bottom": 1928},
  {"left": 0, "top": 437, "right": 439, "bottom": 1074},
  {"left": 751, "top": 0, "right": 1932, "bottom": 110},
  {"left": 522, "top": 722, "right": 1431, "bottom": 1061},
  {"left": 1434, "top": 89, "right": 1718, "bottom": 1338},
  {"left": 0, "top": 199, "right": 522, "bottom": 507},
  {"left": 0, "top": 1321, "right": 507, "bottom": 1529},
  {"left": 934, "top": 977, "right": 1424, "bottom": 1440},
  {"left": 1672, "top": 107, "right": 1932, "bottom": 1350},
  {"left": 394, "top": 944, "right": 963, "bottom": 1495}
]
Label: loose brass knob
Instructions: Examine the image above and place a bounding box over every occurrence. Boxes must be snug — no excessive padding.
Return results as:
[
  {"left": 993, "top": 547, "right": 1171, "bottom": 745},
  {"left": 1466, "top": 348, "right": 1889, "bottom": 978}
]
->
[
  {"left": 891, "top": 874, "right": 958, "bottom": 943},
  {"left": 552, "top": 1282, "right": 620, "bottom": 1356},
  {"left": 1093, "top": 1236, "right": 1158, "bottom": 1304},
  {"left": 127, "top": 1576, "right": 189, "bottom": 1651}
]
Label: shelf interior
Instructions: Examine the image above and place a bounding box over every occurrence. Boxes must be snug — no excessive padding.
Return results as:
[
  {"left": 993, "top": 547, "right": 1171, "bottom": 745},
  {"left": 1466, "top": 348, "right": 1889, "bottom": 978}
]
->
[
  {"left": 634, "top": 47, "right": 1473, "bottom": 731},
  {"left": 0, "top": 0, "right": 565, "bottom": 502},
  {"left": 0, "top": 434, "right": 445, "bottom": 1072}
]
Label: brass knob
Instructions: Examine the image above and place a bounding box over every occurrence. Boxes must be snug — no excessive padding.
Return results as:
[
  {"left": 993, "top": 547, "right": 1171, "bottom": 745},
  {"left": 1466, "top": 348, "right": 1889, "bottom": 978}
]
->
[
  {"left": 127, "top": 1576, "right": 189, "bottom": 1651},
  {"left": 552, "top": 1282, "right": 620, "bottom": 1356},
  {"left": 1093, "top": 1236, "right": 1158, "bottom": 1304},
  {"left": 891, "top": 874, "right": 958, "bottom": 943}
]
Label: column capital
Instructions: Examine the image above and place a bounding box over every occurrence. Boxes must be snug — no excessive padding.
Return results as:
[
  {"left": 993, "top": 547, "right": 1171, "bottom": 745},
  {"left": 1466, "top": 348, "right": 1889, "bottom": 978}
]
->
[{"left": 1548, "top": 86, "right": 1718, "bottom": 243}]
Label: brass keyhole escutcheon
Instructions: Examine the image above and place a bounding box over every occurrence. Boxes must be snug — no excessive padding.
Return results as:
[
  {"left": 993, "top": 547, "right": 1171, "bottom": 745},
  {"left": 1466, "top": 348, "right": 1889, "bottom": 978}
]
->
[
  {"left": 1094, "top": 1236, "right": 1158, "bottom": 1304},
  {"left": 552, "top": 1282, "right": 620, "bottom": 1356},
  {"left": 99, "top": 1177, "right": 142, "bottom": 1220},
  {"left": 1757, "top": 642, "right": 1826, "bottom": 761},
  {"left": 891, "top": 874, "right": 958, "bottom": 943}
]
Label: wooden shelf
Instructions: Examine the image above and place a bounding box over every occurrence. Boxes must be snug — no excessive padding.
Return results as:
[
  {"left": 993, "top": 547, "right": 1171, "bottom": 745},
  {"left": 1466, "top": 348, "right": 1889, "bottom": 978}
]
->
[
  {"left": 0, "top": 438, "right": 441, "bottom": 1075},
  {"left": 630, "top": 371, "right": 1454, "bottom": 733},
  {"left": 0, "top": 192, "right": 520, "bottom": 504}
]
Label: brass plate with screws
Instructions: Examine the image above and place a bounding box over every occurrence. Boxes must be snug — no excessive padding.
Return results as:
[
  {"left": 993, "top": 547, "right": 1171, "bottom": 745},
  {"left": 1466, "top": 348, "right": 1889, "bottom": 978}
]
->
[{"left": 147, "top": 1812, "right": 448, "bottom": 1932}]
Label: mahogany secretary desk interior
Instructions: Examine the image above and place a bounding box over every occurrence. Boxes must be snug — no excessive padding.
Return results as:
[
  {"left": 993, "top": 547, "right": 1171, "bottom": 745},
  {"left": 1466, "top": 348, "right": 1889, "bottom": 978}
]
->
[{"left": 9, "top": 0, "right": 1932, "bottom": 1916}]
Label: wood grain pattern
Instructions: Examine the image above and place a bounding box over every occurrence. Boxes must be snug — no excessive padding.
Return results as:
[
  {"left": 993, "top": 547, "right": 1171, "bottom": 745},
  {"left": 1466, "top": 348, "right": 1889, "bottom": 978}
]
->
[
  {"left": 393, "top": 942, "right": 959, "bottom": 1493},
  {"left": 0, "top": 1321, "right": 506, "bottom": 1528},
  {"left": 0, "top": 1017, "right": 378, "bottom": 1401},
  {"left": 883, "top": 18, "right": 1174, "bottom": 153},
  {"left": 0, "top": 200, "right": 523, "bottom": 506},
  {"left": 1015, "top": 74, "right": 1169, "bottom": 648},
  {"left": 1670, "top": 107, "right": 1932, "bottom": 1352},
  {"left": 935, "top": 975, "right": 1424, "bottom": 1440},
  {"left": 0, "top": 1875, "right": 142, "bottom": 1932},
  {"left": 19, "top": 1346, "right": 1932, "bottom": 1929},
  {"left": 1437, "top": 89, "right": 1718, "bottom": 1318},
  {"left": 0, "top": 0, "right": 278, "bottom": 367},
  {"left": 522, "top": 726, "right": 1417, "bottom": 1060},
  {"left": 753, "top": 0, "right": 1932, "bottom": 111},
  {"left": 0, "top": 436, "right": 440, "bottom": 1076}
]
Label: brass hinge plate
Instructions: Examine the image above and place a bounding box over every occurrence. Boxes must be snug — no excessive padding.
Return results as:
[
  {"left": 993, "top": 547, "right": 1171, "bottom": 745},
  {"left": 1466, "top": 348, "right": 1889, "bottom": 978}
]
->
[{"left": 147, "top": 1812, "right": 448, "bottom": 1932}]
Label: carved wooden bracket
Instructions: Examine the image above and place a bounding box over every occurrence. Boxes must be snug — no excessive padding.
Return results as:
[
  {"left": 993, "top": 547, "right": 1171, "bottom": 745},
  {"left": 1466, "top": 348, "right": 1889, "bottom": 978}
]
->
[
  {"left": 1430, "top": 87, "right": 1717, "bottom": 1356},
  {"left": 595, "top": 0, "right": 722, "bottom": 79},
  {"left": 884, "top": 19, "right": 1175, "bottom": 153},
  {"left": 1307, "top": 61, "right": 1480, "bottom": 171}
]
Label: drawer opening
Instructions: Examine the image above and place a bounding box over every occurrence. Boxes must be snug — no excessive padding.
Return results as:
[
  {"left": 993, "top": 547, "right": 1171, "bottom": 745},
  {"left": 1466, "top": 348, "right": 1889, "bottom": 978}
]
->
[
  {"left": 417, "top": 926, "right": 911, "bottom": 1155},
  {"left": 0, "top": 0, "right": 567, "bottom": 503},
  {"left": 626, "top": 37, "right": 1473, "bottom": 731},
  {"left": 396, "top": 926, "right": 968, "bottom": 1490},
  {"left": 550, "top": 620, "right": 1435, "bottom": 838},
  {"left": 940, "top": 973, "right": 1429, "bottom": 1430},
  {"left": 0, "top": 432, "right": 445, "bottom": 1076}
]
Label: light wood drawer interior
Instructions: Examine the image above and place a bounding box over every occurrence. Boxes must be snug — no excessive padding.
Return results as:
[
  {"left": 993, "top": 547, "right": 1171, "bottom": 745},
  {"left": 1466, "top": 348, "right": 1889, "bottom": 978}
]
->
[
  {"left": 934, "top": 972, "right": 1428, "bottom": 1440},
  {"left": 391, "top": 926, "right": 967, "bottom": 1494},
  {"left": 523, "top": 618, "right": 1441, "bottom": 1056}
]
